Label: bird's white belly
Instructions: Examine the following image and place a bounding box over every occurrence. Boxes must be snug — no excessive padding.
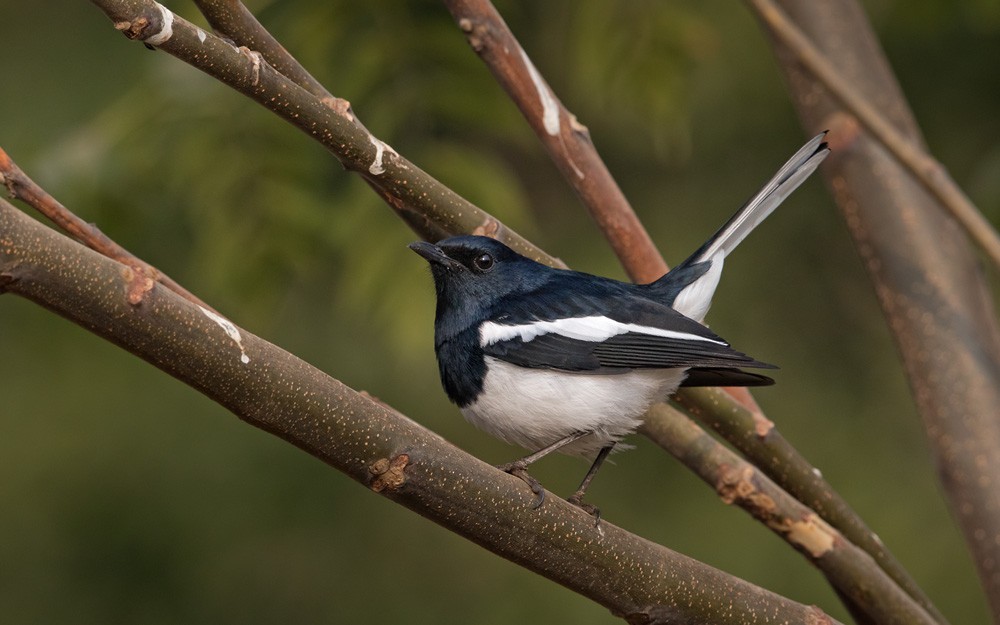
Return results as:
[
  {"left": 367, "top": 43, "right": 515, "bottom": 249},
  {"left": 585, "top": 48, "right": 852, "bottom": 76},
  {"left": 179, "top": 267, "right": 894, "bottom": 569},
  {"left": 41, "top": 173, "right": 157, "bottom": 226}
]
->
[{"left": 461, "top": 357, "right": 686, "bottom": 458}]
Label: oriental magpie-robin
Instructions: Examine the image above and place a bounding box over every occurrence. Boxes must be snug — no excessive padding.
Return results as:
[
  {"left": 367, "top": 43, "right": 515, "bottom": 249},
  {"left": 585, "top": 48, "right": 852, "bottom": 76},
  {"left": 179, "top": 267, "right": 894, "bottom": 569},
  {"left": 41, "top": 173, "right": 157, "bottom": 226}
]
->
[{"left": 410, "top": 132, "right": 829, "bottom": 516}]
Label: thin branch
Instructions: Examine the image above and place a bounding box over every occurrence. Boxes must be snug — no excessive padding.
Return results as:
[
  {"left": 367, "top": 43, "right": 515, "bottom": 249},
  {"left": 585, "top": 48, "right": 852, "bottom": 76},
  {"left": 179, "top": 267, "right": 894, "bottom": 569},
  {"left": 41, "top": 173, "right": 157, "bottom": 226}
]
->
[
  {"left": 0, "top": 146, "right": 211, "bottom": 311},
  {"left": 90, "top": 0, "right": 557, "bottom": 265},
  {"left": 441, "top": 0, "right": 668, "bottom": 283},
  {"left": 0, "top": 198, "right": 841, "bottom": 625},
  {"left": 641, "top": 404, "right": 938, "bottom": 625},
  {"left": 746, "top": 0, "right": 1000, "bottom": 270}
]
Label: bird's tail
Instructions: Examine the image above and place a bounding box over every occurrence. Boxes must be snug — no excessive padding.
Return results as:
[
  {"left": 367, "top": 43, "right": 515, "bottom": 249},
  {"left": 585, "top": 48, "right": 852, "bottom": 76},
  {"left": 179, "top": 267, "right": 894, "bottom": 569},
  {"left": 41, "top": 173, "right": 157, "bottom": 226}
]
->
[{"left": 650, "top": 132, "right": 830, "bottom": 321}]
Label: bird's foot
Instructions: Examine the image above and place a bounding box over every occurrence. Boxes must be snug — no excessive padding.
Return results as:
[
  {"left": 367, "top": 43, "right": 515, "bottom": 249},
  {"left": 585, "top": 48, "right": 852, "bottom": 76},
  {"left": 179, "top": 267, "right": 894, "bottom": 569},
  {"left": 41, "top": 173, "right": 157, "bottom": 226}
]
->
[
  {"left": 566, "top": 492, "right": 602, "bottom": 526},
  {"left": 496, "top": 461, "right": 546, "bottom": 509}
]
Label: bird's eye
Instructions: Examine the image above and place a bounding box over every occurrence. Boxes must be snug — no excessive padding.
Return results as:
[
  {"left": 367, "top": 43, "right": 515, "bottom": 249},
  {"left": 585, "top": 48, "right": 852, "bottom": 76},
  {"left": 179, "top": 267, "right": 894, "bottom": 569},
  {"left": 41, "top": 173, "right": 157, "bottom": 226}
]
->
[{"left": 473, "top": 253, "right": 495, "bottom": 272}]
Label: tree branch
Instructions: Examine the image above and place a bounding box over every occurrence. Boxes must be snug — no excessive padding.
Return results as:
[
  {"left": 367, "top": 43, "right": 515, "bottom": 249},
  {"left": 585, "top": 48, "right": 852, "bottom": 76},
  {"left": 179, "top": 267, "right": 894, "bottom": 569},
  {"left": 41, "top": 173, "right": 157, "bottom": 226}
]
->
[
  {"left": 675, "top": 386, "right": 947, "bottom": 625},
  {"left": 0, "top": 197, "right": 840, "bottom": 625},
  {"left": 441, "top": 0, "right": 667, "bottom": 283},
  {"left": 0, "top": 146, "right": 210, "bottom": 311},
  {"left": 641, "top": 404, "right": 937, "bottom": 625},
  {"left": 746, "top": 0, "right": 1000, "bottom": 270},
  {"left": 90, "top": 0, "right": 556, "bottom": 264},
  {"left": 754, "top": 1, "right": 1000, "bottom": 622}
]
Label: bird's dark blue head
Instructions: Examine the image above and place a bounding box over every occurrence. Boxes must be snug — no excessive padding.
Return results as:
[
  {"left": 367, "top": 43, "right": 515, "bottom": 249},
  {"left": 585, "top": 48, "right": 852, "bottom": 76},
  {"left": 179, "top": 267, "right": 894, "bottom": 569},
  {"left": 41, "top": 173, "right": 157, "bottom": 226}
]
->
[{"left": 409, "top": 235, "right": 546, "bottom": 340}]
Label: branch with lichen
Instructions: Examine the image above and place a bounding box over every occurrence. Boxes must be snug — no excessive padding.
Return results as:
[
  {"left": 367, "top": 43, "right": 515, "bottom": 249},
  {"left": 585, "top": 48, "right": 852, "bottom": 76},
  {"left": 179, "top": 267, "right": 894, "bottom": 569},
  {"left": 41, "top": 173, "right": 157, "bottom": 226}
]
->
[{"left": 0, "top": 197, "right": 840, "bottom": 625}]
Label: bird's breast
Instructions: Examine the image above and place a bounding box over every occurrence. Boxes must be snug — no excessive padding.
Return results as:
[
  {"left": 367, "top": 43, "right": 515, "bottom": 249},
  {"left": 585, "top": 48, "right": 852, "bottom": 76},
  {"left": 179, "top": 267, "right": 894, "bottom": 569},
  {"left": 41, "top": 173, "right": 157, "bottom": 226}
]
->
[{"left": 460, "top": 357, "right": 686, "bottom": 457}]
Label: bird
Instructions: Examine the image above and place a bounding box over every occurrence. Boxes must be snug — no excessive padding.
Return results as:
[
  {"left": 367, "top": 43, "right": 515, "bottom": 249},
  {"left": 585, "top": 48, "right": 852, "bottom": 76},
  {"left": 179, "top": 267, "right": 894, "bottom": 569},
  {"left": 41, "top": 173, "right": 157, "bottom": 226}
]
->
[{"left": 410, "top": 132, "right": 829, "bottom": 518}]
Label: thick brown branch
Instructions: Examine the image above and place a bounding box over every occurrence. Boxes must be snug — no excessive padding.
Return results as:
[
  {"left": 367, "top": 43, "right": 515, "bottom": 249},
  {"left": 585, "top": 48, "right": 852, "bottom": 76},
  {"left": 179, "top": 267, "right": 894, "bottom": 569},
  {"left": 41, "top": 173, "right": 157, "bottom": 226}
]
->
[
  {"left": 641, "top": 404, "right": 938, "bottom": 625},
  {"left": 755, "top": 1, "right": 1000, "bottom": 622},
  {"left": 0, "top": 199, "right": 839, "bottom": 625}
]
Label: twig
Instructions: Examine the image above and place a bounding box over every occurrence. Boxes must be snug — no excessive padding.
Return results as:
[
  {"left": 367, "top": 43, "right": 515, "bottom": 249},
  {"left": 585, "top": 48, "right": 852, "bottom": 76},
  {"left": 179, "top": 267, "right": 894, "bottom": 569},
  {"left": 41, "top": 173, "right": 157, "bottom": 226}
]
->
[
  {"left": 0, "top": 146, "right": 211, "bottom": 311},
  {"left": 746, "top": 0, "right": 1000, "bottom": 269},
  {"left": 641, "top": 403, "right": 938, "bottom": 625},
  {"left": 442, "top": 0, "right": 667, "bottom": 283},
  {"left": 0, "top": 198, "right": 842, "bottom": 625}
]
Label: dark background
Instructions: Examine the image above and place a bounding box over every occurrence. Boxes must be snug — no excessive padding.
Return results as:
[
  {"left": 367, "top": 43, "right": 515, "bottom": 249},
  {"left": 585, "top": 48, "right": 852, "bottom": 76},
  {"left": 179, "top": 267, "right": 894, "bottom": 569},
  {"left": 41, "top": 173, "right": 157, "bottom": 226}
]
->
[{"left": 1, "top": 1, "right": 998, "bottom": 623}]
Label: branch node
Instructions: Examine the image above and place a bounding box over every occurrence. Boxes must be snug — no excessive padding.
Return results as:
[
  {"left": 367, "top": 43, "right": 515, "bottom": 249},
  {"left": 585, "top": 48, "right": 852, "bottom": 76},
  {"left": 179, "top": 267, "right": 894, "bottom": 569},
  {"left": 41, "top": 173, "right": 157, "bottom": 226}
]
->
[
  {"left": 369, "top": 454, "right": 410, "bottom": 493},
  {"left": 238, "top": 46, "right": 264, "bottom": 86},
  {"left": 753, "top": 410, "right": 775, "bottom": 438},
  {"left": 321, "top": 96, "right": 355, "bottom": 122},
  {"left": 367, "top": 135, "right": 397, "bottom": 176},
  {"left": 568, "top": 113, "right": 591, "bottom": 140},
  {"left": 116, "top": 3, "right": 173, "bottom": 46},
  {"left": 822, "top": 112, "right": 862, "bottom": 153},
  {"left": 457, "top": 17, "right": 486, "bottom": 51},
  {"left": 472, "top": 217, "right": 501, "bottom": 239},
  {"left": 122, "top": 264, "right": 156, "bottom": 306}
]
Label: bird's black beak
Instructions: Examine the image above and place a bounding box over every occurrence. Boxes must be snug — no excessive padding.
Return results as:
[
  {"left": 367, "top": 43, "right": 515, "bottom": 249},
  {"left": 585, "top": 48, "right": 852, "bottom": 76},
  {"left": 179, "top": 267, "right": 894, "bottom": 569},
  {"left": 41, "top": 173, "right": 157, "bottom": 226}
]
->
[{"left": 408, "top": 241, "right": 462, "bottom": 269}]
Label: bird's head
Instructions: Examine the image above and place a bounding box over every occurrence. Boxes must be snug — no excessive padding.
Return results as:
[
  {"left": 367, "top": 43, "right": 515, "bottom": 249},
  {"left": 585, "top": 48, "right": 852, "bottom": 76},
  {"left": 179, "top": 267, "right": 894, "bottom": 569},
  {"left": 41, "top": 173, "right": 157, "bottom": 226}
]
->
[{"left": 410, "top": 235, "right": 544, "bottom": 333}]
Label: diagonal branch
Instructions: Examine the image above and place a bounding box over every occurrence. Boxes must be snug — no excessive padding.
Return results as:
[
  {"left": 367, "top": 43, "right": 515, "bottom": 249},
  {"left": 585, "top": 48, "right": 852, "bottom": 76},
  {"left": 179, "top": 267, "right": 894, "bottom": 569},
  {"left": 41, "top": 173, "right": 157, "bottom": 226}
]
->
[
  {"left": 0, "top": 198, "right": 840, "bottom": 625},
  {"left": 90, "top": 0, "right": 555, "bottom": 264},
  {"left": 192, "top": 0, "right": 335, "bottom": 102},
  {"left": 641, "top": 404, "right": 937, "bottom": 625},
  {"left": 0, "top": 147, "right": 211, "bottom": 311},
  {"left": 674, "top": 387, "right": 949, "bottom": 625},
  {"left": 441, "top": 0, "right": 667, "bottom": 283},
  {"left": 746, "top": 0, "right": 1000, "bottom": 270}
]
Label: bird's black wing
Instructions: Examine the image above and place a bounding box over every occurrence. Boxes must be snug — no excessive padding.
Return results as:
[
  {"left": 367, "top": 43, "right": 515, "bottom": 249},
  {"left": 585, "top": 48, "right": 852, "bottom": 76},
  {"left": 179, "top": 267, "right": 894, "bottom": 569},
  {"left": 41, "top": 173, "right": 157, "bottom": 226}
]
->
[{"left": 480, "top": 283, "right": 775, "bottom": 385}]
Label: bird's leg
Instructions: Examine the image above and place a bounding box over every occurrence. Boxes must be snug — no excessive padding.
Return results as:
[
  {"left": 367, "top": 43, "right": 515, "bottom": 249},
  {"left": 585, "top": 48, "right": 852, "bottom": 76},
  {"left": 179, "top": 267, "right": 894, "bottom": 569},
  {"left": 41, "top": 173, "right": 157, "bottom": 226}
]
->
[
  {"left": 566, "top": 443, "right": 615, "bottom": 524},
  {"left": 496, "top": 431, "right": 592, "bottom": 509}
]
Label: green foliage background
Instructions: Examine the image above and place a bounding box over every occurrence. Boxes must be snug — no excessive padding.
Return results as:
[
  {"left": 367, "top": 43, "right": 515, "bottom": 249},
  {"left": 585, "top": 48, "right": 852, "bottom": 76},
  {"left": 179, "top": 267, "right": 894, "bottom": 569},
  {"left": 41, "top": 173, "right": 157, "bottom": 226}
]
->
[{"left": 1, "top": 1, "right": 999, "bottom": 623}]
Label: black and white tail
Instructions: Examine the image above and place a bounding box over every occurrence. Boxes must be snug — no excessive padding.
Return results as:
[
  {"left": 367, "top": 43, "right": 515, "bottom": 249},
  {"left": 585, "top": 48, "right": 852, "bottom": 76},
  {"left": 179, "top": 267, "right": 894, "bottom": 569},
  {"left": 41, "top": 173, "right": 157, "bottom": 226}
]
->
[{"left": 656, "top": 132, "right": 830, "bottom": 322}]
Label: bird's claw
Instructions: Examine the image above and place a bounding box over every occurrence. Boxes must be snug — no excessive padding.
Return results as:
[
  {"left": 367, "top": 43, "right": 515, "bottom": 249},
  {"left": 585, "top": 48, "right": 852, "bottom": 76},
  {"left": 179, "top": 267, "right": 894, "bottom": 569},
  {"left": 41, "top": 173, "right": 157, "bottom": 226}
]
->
[
  {"left": 497, "top": 462, "right": 546, "bottom": 509},
  {"left": 567, "top": 493, "right": 602, "bottom": 526}
]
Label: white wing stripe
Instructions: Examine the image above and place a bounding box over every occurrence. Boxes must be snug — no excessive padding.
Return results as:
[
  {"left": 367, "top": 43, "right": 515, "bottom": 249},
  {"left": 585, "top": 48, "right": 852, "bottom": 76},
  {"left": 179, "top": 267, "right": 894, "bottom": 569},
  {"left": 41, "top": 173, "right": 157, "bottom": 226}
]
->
[{"left": 479, "top": 316, "right": 727, "bottom": 347}]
